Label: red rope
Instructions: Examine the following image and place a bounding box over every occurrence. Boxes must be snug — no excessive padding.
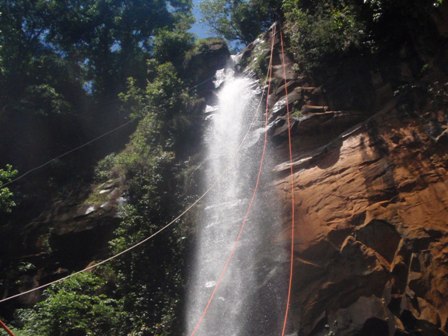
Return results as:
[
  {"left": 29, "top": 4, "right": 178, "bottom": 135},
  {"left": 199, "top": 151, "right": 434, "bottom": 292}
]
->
[
  {"left": 0, "top": 320, "right": 15, "bottom": 336},
  {"left": 189, "top": 24, "right": 278, "bottom": 336},
  {"left": 279, "top": 31, "right": 296, "bottom": 336}
]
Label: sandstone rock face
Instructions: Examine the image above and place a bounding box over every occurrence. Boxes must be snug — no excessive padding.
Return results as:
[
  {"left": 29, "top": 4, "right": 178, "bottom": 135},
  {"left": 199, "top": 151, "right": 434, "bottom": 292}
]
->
[
  {"left": 247, "top": 24, "right": 448, "bottom": 336},
  {"left": 274, "top": 110, "right": 448, "bottom": 335}
]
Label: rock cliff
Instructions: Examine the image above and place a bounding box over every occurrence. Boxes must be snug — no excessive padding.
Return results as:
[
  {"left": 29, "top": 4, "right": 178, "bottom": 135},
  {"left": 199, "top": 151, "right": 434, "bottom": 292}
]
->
[
  {"left": 1, "top": 13, "right": 447, "bottom": 335},
  {"left": 249, "top": 23, "right": 448, "bottom": 335}
]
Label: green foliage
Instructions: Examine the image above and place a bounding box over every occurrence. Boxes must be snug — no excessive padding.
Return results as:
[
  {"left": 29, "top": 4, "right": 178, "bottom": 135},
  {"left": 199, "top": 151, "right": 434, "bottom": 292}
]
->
[
  {"left": 109, "top": 57, "right": 198, "bottom": 334},
  {"left": 282, "top": 0, "right": 445, "bottom": 77},
  {"left": 394, "top": 80, "right": 448, "bottom": 113},
  {"left": 20, "top": 84, "right": 71, "bottom": 116},
  {"left": 145, "top": 63, "right": 189, "bottom": 121},
  {"left": 0, "top": 0, "right": 194, "bottom": 179},
  {"left": 363, "top": 0, "right": 445, "bottom": 22},
  {"left": 24, "top": 0, "right": 193, "bottom": 97},
  {"left": 1, "top": 0, "right": 201, "bottom": 334},
  {"left": 0, "top": 1, "right": 81, "bottom": 112},
  {"left": 0, "top": 164, "right": 17, "bottom": 213},
  {"left": 291, "top": 108, "right": 303, "bottom": 119},
  {"left": 153, "top": 29, "right": 194, "bottom": 70},
  {"left": 119, "top": 77, "right": 147, "bottom": 120},
  {"left": 16, "top": 272, "right": 124, "bottom": 336},
  {"left": 191, "top": 37, "right": 227, "bottom": 53},
  {"left": 200, "top": 0, "right": 236, "bottom": 39},
  {"left": 108, "top": 200, "right": 186, "bottom": 335},
  {"left": 283, "top": 0, "right": 365, "bottom": 74},
  {"left": 114, "top": 114, "right": 175, "bottom": 205},
  {"left": 105, "top": 113, "right": 183, "bottom": 334},
  {"left": 120, "top": 62, "right": 199, "bottom": 143},
  {"left": 86, "top": 56, "right": 196, "bottom": 334},
  {"left": 200, "top": 0, "right": 281, "bottom": 43},
  {"left": 94, "top": 153, "right": 118, "bottom": 182}
]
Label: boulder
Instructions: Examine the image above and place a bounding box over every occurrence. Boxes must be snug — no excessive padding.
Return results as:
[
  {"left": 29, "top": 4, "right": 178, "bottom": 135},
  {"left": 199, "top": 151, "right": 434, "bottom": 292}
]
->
[{"left": 184, "top": 38, "right": 230, "bottom": 95}]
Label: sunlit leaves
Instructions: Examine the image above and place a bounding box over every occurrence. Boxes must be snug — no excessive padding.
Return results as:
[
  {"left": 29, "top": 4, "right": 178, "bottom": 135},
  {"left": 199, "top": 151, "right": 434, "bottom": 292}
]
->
[
  {"left": 0, "top": 164, "right": 17, "bottom": 213},
  {"left": 200, "top": 0, "right": 280, "bottom": 43},
  {"left": 283, "top": 0, "right": 365, "bottom": 73},
  {"left": 16, "top": 273, "right": 124, "bottom": 336}
]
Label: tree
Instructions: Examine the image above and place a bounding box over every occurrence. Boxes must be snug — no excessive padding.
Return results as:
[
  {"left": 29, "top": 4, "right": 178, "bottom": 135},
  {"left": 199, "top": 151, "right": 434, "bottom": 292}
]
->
[
  {"left": 153, "top": 29, "right": 195, "bottom": 71},
  {"left": 0, "top": 0, "right": 82, "bottom": 111},
  {"left": 16, "top": 272, "right": 124, "bottom": 336},
  {"left": 200, "top": 0, "right": 281, "bottom": 43},
  {"left": 0, "top": 1, "right": 199, "bottom": 333},
  {"left": 283, "top": 0, "right": 366, "bottom": 74},
  {"left": 119, "top": 61, "right": 201, "bottom": 147},
  {"left": 41, "top": 0, "right": 193, "bottom": 98},
  {"left": 107, "top": 58, "right": 200, "bottom": 334},
  {"left": 0, "top": 0, "right": 195, "bottom": 187},
  {"left": 0, "top": 165, "right": 17, "bottom": 213}
]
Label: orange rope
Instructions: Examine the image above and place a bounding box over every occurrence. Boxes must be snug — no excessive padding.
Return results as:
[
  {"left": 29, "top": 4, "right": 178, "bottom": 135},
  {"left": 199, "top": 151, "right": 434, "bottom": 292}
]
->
[
  {"left": 279, "top": 31, "right": 296, "bottom": 336},
  {"left": 189, "top": 25, "right": 278, "bottom": 336},
  {"left": 0, "top": 320, "right": 15, "bottom": 336}
]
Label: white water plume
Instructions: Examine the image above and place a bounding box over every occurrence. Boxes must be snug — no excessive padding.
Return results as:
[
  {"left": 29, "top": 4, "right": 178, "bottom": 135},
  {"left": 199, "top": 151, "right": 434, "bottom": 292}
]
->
[{"left": 186, "top": 69, "right": 287, "bottom": 336}]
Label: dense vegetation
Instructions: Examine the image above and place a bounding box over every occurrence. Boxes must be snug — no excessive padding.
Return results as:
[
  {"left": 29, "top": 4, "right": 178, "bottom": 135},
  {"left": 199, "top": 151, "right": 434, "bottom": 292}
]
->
[
  {"left": 282, "top": 0, "right": 446, "bottom": 78},
  {"left": 0, "top": 0, "right": 204, "bottom": 334},
  {"left": 200, "top": 0, "right": 281, "bottom": 43},
  {"left": 16, "top": 273, "right": 124, "bottom": 336},
  {"left": 1, "top": 0, "right": 446, "bottom": 335},
  {"left": 200, "top": 0, "right": 445, "bottom": 67},
  {"left": 9, "top": 64, "right": 201, "bottom": 334},
  {"left": 0, "top": 0, "right": 191, "bottom": 190},
  {"left": 288, "top": 1, "right": 446, "bottom": 113}
]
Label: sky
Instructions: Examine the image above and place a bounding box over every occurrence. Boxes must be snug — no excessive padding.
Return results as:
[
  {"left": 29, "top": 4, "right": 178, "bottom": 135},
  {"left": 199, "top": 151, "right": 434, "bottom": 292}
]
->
[
  {"left": 188, "top": 0, "right": 244, "bottom": 51},
  {"left": 188, "top": 0, "right": 214, "bottom": 39}
]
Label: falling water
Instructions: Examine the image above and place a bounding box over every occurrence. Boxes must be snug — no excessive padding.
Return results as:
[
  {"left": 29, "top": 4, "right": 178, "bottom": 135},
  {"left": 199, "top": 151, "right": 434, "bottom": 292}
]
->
[{"left": 186, "top": 68, "right": 287, "bottom": 336}]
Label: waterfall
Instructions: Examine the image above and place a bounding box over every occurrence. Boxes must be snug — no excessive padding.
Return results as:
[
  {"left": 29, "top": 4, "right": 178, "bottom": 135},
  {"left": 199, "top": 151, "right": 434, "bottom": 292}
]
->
[{"left": 186, "top": 68, "right": 287, "bottom": 336}]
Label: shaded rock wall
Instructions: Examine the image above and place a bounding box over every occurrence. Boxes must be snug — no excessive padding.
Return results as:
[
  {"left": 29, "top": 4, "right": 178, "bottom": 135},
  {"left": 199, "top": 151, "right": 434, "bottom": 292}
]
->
[{"left": 0, "top": 177, "right": 124, "bottom": 313}]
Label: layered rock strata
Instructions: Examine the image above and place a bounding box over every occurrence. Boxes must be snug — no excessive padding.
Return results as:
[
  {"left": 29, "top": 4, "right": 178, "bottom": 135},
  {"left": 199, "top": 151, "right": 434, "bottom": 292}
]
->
[{"left": 247, "top": 24, "right": 448, "bottom": 335}]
